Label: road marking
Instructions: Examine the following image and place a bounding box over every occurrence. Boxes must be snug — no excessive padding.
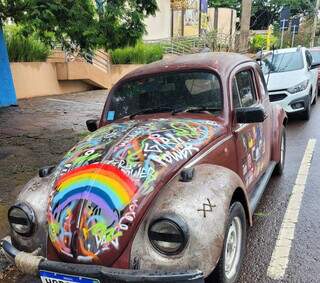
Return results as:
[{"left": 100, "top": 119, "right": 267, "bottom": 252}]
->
[
  {"left": 267, "top": 139, "right": 316, "bottom": 280},
  {"left": 47, "top": 98, "right": 104, "bottom": 106}
]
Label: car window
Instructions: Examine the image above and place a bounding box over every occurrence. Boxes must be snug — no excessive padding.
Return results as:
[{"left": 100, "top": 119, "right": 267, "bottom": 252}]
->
[
  {"left": 232, "top": 79, "right": 241, "bottom": 108},
  {"left": 235, "top": 70, "right": 257, "bottom": 107},
  {"left": 185, "top": 78, "right": 214, "bottom": 95},
  {"left": 108, "top": 71, "right": 223, "bottom": 120},
  {"left": 310, "top": 50, "right": 320, "bottom": 64}
]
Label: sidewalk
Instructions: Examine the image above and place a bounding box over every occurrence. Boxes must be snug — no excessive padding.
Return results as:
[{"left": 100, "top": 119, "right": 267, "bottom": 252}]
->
[{"left": 0, "top": 90, "right": 106, "bottom": 237}]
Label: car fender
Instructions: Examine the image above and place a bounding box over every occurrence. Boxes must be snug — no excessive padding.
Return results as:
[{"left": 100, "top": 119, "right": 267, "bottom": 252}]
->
[
  {"left": 11, "top": 175, "right": 51, "bottom": 254},
  {"left": 271, "top": 104, "right": 287, "bottom": 163},
  {"left": 130, "top": 164, "right": 248, "bottom": 278}
]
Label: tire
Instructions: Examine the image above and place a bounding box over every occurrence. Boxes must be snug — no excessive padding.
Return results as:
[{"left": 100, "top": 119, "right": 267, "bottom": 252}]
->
[
  {"left": 301, "top": 95, "right": 311, "bottom": 121},
  {"left": 207, "top": 202, "right": 247, "bottom": 283},
  {"left": 274, "top": 127, "right": 286, "bottom": 176},
  {"left": 312, "top": 89, "right": 317, "bottom": 105}
]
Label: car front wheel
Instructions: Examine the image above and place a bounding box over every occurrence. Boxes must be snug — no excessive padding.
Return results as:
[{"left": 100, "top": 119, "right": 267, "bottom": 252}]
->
[
  {"left": 208, "top": 202, "right": 247, "bottom": 283},
  {"left": 302, "top": 94, "right": 311, "bottom": 120}
]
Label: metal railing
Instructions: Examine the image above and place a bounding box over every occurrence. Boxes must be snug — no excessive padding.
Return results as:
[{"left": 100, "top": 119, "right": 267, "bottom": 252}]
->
[
  {"left": 57, "top": 45, "right": 111, "bottom": 72},
  {"left": 145, "top": 33, "right": 237, "bottom": 56}
]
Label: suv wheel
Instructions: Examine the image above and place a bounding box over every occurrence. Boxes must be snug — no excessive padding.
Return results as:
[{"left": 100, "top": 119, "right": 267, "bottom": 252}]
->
[
  {"left": 312, "top": 89, "right": 317, "bottom": 105},
  {"left": 208, "top": 202, "right": 246, "bottom": 283},
  {"left": 302, "top": 95, "right": 311, "bottom": 120}
]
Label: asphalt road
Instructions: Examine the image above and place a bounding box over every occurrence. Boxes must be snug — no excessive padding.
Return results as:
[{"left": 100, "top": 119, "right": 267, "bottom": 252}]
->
[{"left": 0, "top": 91, "right": 320, "bottom": 282}]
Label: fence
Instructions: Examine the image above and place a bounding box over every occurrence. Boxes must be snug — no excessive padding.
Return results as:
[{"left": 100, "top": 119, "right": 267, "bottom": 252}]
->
[{"left": 145, "top": 32, "right": 238, "bottom": 56}]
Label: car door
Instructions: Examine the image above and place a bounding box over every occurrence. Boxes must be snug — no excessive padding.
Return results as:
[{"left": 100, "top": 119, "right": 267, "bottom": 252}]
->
[{"left": 232, "top": 67, "right": 268, "bottom": 192}]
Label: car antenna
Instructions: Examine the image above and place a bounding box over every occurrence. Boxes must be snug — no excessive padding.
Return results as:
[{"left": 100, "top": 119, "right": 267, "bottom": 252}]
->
[{"left": 266, "top": 45, "right": 275, "bottom": 87}]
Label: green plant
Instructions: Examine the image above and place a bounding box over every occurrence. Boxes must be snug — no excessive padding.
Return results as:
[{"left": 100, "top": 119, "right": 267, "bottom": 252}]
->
[
  {"left": 0, "top": 0, "right": 158, "bottom": 52},
  {"left": 4, "top": 25, "right": 51, "bottom": 62},
  {"left": 110, "top": 42, "right": 164, "bottom": 64},
  {"left": 250, "top": 34, "right": 278, "bottom": 53}
]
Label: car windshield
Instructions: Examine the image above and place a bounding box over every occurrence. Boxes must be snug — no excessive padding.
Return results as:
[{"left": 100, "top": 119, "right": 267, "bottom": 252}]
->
[
  {"left": 107, "top": 71, "right": 223, "bottom": 120},
  {"left": 310, "top": 50, "right": 320, "bottom": 64},
  {"left": 261, "top": 51, "right": 304, "bottom": 74}
]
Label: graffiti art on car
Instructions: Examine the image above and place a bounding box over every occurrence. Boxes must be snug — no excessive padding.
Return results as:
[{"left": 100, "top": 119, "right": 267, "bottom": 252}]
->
[
  {"left": 48, "top": 118, "right": 223, "bottom": 261},
  {"left": 241, "top": 124, "right": 266, "bottom": 185}
]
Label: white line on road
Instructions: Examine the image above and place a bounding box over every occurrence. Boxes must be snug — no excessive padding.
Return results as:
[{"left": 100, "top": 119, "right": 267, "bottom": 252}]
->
[
  {"left": 267, "top": 139, "right": 316, "bottom": 280},
  {"left": 47, "top": 98, "right": 104, "bottom": 106}
]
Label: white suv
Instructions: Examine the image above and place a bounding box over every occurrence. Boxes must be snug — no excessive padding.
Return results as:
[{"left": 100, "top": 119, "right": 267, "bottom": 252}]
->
[{"left": 260, "top": 47, "right": 318, "bottom": 120}]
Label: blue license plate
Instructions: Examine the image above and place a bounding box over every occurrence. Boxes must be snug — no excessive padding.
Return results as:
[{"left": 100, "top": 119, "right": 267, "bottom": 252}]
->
[{"left": 39, "top": 270, "right": 100, "bottom": 283}]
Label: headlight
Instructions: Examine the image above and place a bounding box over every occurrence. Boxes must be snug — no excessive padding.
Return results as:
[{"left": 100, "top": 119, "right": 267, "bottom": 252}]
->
[
  {"left": 8, "top": 203, "right": 35, "bottom": 236},
  {"left": 148, "top": 217, "right": 188, "bottom": 255},
  {"left": 288, "top": 80, "right": 309, "bottom": 94}
]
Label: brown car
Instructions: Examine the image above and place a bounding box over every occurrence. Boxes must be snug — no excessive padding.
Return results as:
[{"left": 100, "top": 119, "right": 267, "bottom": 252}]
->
[{"left": 1, "top": 53, "right": 287, "bottom": 283}]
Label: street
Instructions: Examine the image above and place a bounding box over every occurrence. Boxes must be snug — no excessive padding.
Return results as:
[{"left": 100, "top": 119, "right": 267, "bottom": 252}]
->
[{"left": 0, "top": 90, "right": 319, "bottom": 282}]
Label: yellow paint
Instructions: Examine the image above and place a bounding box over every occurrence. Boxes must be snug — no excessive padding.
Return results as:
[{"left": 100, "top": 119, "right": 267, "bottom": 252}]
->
[
  {"left": 267, "top": 139, "right": 316, "bottom": 280},
  {"left": 266, "top": 25, "right": 273, "bottom": 51}
]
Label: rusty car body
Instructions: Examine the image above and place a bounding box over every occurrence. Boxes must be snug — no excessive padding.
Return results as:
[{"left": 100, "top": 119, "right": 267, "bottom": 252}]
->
[{"left": 1, "top": 53, "right": 287, "bottom": 283}]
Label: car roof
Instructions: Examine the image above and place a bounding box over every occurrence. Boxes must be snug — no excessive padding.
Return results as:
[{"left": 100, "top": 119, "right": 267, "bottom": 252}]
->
[
  {"left": 309, "top": 47, "right": 320, "bottom": 51},
  {"left": 119, "top": 52, "right": 253, "bottom": 83},
  {"left": 271, "top": 47, "right": 304, "bottom": 54}
]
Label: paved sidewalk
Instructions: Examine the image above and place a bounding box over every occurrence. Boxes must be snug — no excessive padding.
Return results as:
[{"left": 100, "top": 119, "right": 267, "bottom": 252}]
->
[{"left": 0, "top": 90, "right": 107, "bottom": 282}]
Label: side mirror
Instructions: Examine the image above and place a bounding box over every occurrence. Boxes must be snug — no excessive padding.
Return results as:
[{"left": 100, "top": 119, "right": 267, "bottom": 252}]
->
[
  {"left": 39, "top": 165, "right": 55, "bottom": 178},
  {"left": 310, "top": 63, "right": 320, "bottom": 70},
  {"left": 236, "top": 106, "right": 267, "bottom": 124},
  {"left": 86, "top": 119, "right": 98, "bottom": 132}
]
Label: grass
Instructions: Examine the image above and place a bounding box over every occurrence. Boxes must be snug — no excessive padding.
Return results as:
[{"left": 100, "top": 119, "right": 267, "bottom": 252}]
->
[
  {"left": 4, "top": 25, "right": 51, "bottom": 62},
  {"left": 110, "top": 42, "right": 164, "bottom": 64}
]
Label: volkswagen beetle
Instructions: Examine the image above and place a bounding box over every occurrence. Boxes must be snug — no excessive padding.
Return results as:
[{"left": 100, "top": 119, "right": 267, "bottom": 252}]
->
[{"left": 1, "top": 53, "right": 287, "bottom": 283}]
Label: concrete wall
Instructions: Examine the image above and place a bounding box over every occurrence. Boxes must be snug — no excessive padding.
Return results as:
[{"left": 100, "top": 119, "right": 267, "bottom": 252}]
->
[
  {"left": 10, "top": 62, "right": 94, "bottom": 99},
  {"left": 208, "top": 7, "right": 236, "bottom": 35},
  {"left": 108, "top": 64, "right": 142, "bottom": 87},
  {"left": 144, "top": 0, "right": 171, "bottom": 40},
  {"left": 10, "top": 62, "right": 143, "bottom": 99}
]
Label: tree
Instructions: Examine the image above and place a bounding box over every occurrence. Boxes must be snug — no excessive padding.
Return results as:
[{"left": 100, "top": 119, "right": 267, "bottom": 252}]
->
[
  {"left": 208, "top": 0, "right": 239, "bottom": 10},
  {"left": 0, "top": 0, "right": 158, "bottom": 51},
  {"left": 208, "top": 0, "right": 316, "bottom": 30}
]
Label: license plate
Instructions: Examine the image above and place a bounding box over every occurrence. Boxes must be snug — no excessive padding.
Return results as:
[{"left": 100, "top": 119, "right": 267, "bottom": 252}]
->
[{"left": 39, "top": 270, "right": 100, "bottom": 283}]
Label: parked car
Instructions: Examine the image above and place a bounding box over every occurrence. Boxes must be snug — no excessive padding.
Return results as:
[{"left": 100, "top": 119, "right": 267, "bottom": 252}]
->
[
  {"left": 1, "top": 53, "right": 287, "bottom": 283},
  {"left": 309, "top": 47, "right": 320, "bottom": 92},
  {"left": 260, "top": 47, "right": 318, "bottom": 120}
]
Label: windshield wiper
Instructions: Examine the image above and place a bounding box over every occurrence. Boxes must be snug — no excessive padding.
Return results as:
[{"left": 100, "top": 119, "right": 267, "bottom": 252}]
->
[
  {"left": 129, "top": 106, "right": 173, "bottom": 119},
  {"left": 172, "top": 106, "right": 221, "bottom": 115}
]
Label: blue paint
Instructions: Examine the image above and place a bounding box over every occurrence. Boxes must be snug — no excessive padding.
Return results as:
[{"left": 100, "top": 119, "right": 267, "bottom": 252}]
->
[
  {"left": 107, "top": 111, "right": 115, "bottom": 121},
  {"left": 0, "top": 26, "right": 17, "bottom": 107}
]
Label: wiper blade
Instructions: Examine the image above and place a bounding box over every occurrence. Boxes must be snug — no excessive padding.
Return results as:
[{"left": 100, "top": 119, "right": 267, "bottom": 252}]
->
[
  {"left": 172, "top": 106, "right": 221, "bottom": 115},
  {"left": 129, "top": 106, "right": 173, "bottom": 119}
]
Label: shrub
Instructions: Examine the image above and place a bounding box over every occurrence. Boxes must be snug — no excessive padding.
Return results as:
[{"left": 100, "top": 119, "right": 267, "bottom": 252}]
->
[
  {"left": 4, "top": 25, "right": 51, "bottom": 62},
  {"left": 110, "top": 42, "right": 164, "bottom": 64},
  {"left": 250, "top": 34, "right": 278, "bottom": 53}
]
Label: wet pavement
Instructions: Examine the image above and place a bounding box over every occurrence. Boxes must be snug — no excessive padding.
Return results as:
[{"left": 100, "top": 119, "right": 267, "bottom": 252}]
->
[
  {"left": 0, "top": 90, "right": 319, "bottom": 282},
  {"left": 0, "top": 90, "right": 107, "bottom": 282}
]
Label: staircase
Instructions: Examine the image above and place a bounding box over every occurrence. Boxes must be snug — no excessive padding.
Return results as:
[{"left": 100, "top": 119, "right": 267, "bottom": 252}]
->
[{"left": 49, "top": 47, "right": 112, "bottom": 89}]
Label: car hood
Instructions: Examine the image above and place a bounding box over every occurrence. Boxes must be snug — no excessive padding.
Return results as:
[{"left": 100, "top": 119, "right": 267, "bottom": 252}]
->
[
  {"left": 266, "top": 69, "right": 308, "bottom": 91},
  {"left": 47, "top": 118, "right": 224, "bottom": 265}
]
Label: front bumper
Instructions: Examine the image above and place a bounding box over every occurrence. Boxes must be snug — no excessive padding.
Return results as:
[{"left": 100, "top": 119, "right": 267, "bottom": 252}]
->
[
  {"left": 269, "top": 88, "right": 310, "bottom": 113},
  {"left": 1, "top": 238, "right": 204, "bottom": 283}
]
